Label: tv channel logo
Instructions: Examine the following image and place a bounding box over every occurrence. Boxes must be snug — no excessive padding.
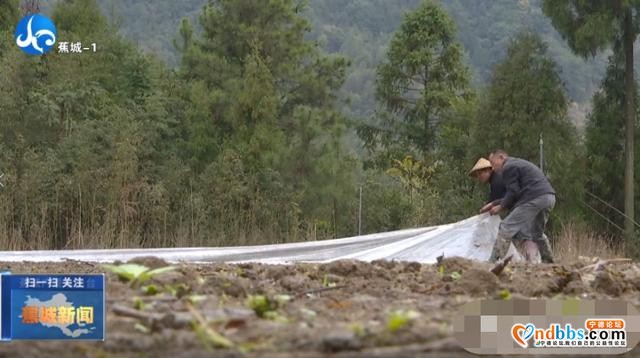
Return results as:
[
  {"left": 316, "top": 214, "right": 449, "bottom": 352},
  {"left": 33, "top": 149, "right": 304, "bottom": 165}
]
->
[
  {"left": 14, "top": 14, "right": 57, "bottom": 55},
  {"left": 0, "top": 273, "right": 105, "bottom": 341}
]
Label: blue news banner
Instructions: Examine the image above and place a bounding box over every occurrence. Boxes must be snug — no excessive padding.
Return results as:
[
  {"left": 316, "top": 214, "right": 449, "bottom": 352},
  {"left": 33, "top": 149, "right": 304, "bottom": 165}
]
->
[{"left": 0, "top": 273, "right": 105, "bottom": 340}]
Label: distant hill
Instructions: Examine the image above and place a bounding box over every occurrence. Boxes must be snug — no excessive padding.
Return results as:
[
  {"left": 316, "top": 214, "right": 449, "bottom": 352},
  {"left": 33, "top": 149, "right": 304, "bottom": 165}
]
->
[{"left": 96, "top": 0, "right": 610, "bottom": 122}]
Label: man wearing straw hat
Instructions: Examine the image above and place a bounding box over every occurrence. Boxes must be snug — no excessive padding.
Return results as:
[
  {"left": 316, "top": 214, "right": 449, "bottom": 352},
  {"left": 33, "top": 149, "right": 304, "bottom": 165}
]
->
[
  {"left": 487, "top": 150, "right": 556, "bottom": 264},
  {"left": 468, "top": 157, "right": 506, "bottom": 214}
]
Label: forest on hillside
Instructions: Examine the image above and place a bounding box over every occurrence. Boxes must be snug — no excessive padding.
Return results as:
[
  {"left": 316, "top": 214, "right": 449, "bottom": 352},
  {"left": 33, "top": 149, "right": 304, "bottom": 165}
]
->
[
  {"left": 1, "top": 0, "right": 639, "bottom": 258},
  {"left": 95, "top": 0, "right": 608, "bottom": 118}
]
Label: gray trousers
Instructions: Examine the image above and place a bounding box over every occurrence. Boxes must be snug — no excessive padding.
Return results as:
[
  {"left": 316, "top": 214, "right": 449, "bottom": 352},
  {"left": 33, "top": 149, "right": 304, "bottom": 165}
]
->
[{"left": 489, "top": 194, "right": 556, "bottom": 263}]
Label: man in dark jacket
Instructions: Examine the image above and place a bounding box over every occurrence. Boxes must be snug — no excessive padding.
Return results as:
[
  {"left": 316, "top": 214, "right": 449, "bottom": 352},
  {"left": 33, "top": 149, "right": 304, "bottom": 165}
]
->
[{"left": 487, "top": 149, "right": 556, "bottom": 263}]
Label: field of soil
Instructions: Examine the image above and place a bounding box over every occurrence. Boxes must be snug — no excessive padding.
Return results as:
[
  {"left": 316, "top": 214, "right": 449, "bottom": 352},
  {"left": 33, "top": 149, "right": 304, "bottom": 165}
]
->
[{"left": 0, "top": 256, "right": 640, "bottom": 357}]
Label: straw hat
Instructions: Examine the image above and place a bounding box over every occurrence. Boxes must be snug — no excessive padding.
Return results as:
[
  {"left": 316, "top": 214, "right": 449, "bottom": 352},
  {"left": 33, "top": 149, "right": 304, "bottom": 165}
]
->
[{"left": 468, "top": 158, "right": 492, "bottom": 176}]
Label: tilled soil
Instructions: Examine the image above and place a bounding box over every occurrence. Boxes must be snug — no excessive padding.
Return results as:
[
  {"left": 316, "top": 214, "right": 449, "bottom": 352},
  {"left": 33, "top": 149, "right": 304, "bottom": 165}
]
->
[{"left": 0, "top": 257, "right": 639, "bottom": 357}]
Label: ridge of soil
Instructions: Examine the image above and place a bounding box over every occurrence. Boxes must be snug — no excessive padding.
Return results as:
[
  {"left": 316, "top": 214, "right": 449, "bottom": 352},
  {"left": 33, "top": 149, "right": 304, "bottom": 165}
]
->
[{"left": 0, "top": 257, "right": 639, "bottom": 357}]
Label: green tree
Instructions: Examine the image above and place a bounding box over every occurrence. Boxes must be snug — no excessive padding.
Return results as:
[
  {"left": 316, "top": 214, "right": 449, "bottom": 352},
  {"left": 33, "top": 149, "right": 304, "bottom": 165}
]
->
[
  {"left": 386, "top": 155, "right": 436, "bottom": 203},
  {"left": 359, "top": 0, "right": 470, "bottom": 164},
  {"left": 542, "top": 0, "right": 640, "bottom": 254},
  {"left": 178, "top": 0, "right": 357, "bottom": 241},
  {"left": 432, "top": 96, "right": 485, "bottom": 221},
  {"left": 584, "top": 44, "right": 640, "bottom": 236},
  {"left": 473, "top": 32, "right": 570, "bottom": 154}
]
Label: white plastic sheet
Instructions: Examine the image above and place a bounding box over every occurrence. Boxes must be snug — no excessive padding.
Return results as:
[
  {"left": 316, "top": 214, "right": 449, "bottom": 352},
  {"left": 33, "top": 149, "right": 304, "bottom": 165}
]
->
[{"left": 0, "top": 213, "right": 526, "bottom": 264}]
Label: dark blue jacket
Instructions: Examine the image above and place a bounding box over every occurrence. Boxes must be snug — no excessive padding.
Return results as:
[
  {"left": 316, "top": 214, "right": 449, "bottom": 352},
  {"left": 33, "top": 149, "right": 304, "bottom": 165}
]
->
[
  {"left": 488, "top": 171, "right": 506, "bottom": 205},
  {"left": 500, "top": 157, "right": 556, "bottom": 210}
]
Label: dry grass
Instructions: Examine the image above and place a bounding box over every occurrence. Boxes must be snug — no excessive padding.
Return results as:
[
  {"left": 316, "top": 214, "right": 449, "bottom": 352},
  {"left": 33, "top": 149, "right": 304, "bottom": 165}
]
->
[{"left": 553, "top": 221, "right": 624, "bottom": 263}]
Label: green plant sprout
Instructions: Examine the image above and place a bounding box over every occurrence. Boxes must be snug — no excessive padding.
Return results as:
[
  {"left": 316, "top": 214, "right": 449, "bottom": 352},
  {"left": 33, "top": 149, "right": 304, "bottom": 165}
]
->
[
  {"left": 387, "top": 309, "right": 420, "bottom": 333},
  {"left": 102, "top": 263, "right": 176, "bottom": 288}
]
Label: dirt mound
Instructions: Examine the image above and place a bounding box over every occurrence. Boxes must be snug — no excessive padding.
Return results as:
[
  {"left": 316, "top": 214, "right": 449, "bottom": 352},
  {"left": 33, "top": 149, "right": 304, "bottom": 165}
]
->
[
  {"left": 447, "top": 268, "right": 500, "bottom": 296},
  {"left": 0, "top": 256, "right": 638, "bottom": 356}
]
